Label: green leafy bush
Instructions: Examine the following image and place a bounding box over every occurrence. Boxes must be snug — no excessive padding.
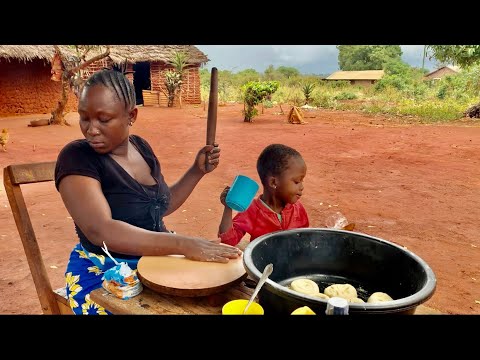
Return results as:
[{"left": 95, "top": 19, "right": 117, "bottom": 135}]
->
[
  {"left": 334, "top": 91, "right": 358, "bottom": 100},
  {"left": 241, "top": 81, "right": 279, "bottom": 122}
]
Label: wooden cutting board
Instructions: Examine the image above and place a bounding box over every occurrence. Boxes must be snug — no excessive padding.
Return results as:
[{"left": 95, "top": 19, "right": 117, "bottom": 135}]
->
[{"left": 137, "top": 254, "right": 247, "bottom": 297}]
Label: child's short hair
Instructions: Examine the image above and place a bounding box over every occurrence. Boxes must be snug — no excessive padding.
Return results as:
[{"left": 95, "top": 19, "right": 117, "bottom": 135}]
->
[{"left": 257, "top": 144, "right": 302, "bottom": 185}]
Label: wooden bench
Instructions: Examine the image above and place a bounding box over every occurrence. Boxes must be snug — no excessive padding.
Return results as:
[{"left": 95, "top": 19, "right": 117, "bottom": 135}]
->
[
  {"left": 142, "top": 90, "right": 160, "bottom": 106},
  {"left": 3, "top": 162, "right": 72, "bottom": 314}
]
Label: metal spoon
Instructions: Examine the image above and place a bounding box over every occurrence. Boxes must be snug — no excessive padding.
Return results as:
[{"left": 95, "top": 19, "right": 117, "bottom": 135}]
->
[{"left": 243, "top": 263, "right": 273, "bottom": 314}]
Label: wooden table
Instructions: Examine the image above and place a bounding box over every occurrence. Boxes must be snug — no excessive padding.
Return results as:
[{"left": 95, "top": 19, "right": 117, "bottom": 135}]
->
[{"left": 90, "top": 280, "right": 442, "bottom": 315}]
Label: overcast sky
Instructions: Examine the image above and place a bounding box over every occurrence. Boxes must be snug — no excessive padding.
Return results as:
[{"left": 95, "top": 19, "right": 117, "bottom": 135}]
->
[{"left": 195, "top": 45, "right": 438, "bottom": 75}]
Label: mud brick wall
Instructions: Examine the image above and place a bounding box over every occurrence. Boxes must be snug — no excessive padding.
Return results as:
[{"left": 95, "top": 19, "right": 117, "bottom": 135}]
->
[
  {"left": 83, "top": 58, "right": 114, "bottom": 80},
  {"left": 85, "top": 59, "right": 133, "bottom": 87},
  {"left": 0, "top": 59, "right": 77, "bottom": 116},
  {"left": 83, "top": 59, "right": 201, "bottom": 106},
  {"left": 150, "top": 63, "right": 173, "bottom": 107},
  {"left": 350, "top": 80, "right": 376, "bottom": 87},
  {"left": 180, "top": 66, "right": 201, "bottom": 104},
  {"left": 150, "top": 62, "right": 201, "bottom": 106}
]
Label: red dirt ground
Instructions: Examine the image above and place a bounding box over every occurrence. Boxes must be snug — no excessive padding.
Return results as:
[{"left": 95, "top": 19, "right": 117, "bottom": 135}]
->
[{"left": 0, "top": 103, "right": 479, "bottom": 314}]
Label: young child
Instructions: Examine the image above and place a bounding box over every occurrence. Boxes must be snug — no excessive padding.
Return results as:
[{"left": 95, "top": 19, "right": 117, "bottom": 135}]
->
[{"left": 218, "top": 144, "right": 309, "bottom": 246}]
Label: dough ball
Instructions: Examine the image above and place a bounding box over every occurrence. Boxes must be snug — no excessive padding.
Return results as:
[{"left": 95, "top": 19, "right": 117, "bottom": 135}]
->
[
  {"left": 367, "top": 292, "right": 394, "bottom": 303},
  {"left": 323, "top": 283, "right": 358, "bottom": 301},
  {"left": 349, "top": 297, "right": 365, "bottom": 304},
  {"left": 313, "top": 293, "right": 330, "bottom": 300},
  {"left": 290, "top": 278, "right": 320, "bottom": 295}
]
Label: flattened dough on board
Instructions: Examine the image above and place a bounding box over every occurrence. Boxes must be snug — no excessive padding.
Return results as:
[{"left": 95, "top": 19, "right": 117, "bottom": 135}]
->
[{"left": 324, "top": 283, "right": 357, "bottom": 301}]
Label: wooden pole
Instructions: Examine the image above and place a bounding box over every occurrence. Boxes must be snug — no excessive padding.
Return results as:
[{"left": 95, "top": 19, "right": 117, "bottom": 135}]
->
[{"left": 205, "top": 67, "right": 218, "bottom": 172}]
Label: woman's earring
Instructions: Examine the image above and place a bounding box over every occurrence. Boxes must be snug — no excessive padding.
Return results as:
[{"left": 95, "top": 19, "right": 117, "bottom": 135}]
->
[{"left": 129, "top": 121, "right": 133, "bottom": 126}]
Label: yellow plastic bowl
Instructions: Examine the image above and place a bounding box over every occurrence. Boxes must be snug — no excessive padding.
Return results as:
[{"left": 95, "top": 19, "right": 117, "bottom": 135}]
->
[{"left": 222, "top": 299, "right": 264, "bottom": 315}]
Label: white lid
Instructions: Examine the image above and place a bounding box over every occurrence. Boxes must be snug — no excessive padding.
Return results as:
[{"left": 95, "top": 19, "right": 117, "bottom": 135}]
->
[{"left": 326, "top": 297, "right": 349, "bottom": 315}]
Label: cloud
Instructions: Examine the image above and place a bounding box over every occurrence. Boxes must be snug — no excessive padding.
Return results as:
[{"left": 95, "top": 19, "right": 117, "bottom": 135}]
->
[
  {"left": 196, "top": 45, "right": 438, "bottom": 75},
  {"left": 401, "top": 45, "right": 436, "bottom": 69}
]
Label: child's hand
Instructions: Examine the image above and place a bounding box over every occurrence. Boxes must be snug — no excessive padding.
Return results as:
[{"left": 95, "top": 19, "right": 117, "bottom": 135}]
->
[{"left": 220, "top": 186, "right": 230, "bottom": 206}]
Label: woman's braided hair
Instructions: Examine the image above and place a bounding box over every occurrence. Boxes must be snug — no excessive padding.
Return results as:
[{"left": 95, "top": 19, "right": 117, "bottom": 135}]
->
[{"left": 83, "top": 69, "right": 136, "bottom": 111}]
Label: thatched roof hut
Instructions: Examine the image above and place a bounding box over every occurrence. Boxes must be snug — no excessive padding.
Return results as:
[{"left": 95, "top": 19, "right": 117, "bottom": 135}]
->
[
  {"left": 0, "top": 45, "right": 209, "bottom": 115},
  {"left": 82, "top": 45, "right": 209, "bottom": 106},
  {"left": 0, "top": 45, "right": 209, "bottom": 64},
  {"left": 0, "top": 45, "right": 77, "bottom": 63},
  {"left": 105, "top": 45, "right": 209, "bottom": 65},
  {"left": 0, "top": 45, "right": 79, "bottom": 116}
]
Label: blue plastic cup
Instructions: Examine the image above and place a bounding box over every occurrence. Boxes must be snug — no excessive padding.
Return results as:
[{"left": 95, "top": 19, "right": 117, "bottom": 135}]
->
[{"left": 225, "top": 175, "right": 259, "bottom": 212}]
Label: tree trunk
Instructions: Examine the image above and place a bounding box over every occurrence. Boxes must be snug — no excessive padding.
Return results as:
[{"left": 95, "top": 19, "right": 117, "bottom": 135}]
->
[
  {"left": 243, "top": 101, "right": 248, "bottom": 122},
  {"left": 49, "top": 45, "right": 110, "bottom": 126},
  {"left": 50, "top": 76, "right": 71, "bottom": 126},
  {"left": 178, "top": 87, "right": 183, "bottom": 109},
  {"left": 167, "top": 93, "right": 175, "bottom": 107},
  {"left": 244, "top": 103, "right": 253, "bottom": 122}
]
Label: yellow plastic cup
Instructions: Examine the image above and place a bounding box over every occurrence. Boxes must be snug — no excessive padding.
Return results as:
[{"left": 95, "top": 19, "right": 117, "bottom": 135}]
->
[{"left": 222, "top": 299, "right": 264, "bottom": 315}]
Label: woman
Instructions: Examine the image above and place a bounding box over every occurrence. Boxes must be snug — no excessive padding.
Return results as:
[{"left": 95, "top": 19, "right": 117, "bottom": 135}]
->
[{"left": 55, "top": 69, "right": 241, "bottom": 314}]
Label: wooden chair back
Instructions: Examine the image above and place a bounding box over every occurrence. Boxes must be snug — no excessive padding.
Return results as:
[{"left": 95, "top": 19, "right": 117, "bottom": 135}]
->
[{"left": 3, "top": 161, "right": 72, "bottom": 314}]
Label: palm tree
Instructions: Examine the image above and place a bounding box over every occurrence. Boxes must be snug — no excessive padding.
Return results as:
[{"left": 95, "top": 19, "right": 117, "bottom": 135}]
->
[
  {"left": 164, "top": 71, "right": 182, "bottom": 107},
  {"left": 302, "top": 83, "right": 315, "bottom": 105},
  {"left": 168, "top": 51, "right": 190, "bottom": 108}
]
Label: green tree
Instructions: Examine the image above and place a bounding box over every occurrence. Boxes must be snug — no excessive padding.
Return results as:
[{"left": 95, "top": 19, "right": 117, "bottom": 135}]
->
[
  {"left": 199, "top": 68, "right": 211, "bottom": 87},
  {"left": 50, "top": 45, "right": 110, "bottom": 125},
  {"left": 264, "top": 65, "right": 276, "bottom": 80},
  {"left": 383, "top": 58, "right": 411, "bottom": 76},
  {"left": 168, "top": 51, "right": 190, "bottom": 108},
  {"left": 236, "top": 69, "right": 261, "bottom": 85},
  {"left": 426, "top": 45, "right": 480, "bottom": 67},
  {"left": 302, "top": 83, "right": 315, "bottom": 105},
  {"left": 427, "top": 45, "right": 480, "bottom": 117},
  {"left": 241, "top": 81, "right": 279, "bottom": 122},
  {"left": 337, "top": 45, "right": 402, "bottom": 71},
  {"left": 374, "top": 59, "right": 423, "bottom": 93},
  {"left": 277, "top": 66, "right": 300, "bottom": 78},
  {"left": 164, "top": 71, "right": 182, "bottom": 107}
]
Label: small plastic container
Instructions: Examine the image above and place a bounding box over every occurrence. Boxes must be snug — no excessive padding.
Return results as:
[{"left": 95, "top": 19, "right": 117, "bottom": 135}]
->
[
  {"left": 225, "top": 175, "right": 259, "bottom": 212},
  {"left": 325, "top": 211, "right": 349, "bottom": 229},
  {"left": 325, "top": 297, "right": 349, "bottom": 315}
]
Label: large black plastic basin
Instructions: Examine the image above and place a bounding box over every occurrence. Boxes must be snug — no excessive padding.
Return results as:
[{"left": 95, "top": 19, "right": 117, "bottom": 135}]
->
[{"left": 243, "top": 228, "right": 436, "bottom": 315}]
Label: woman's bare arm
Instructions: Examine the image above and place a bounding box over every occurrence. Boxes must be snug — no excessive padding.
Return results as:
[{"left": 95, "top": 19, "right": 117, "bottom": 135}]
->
[
  {"left": 58, "top": 175, "right": 240, "bottom": 262},
  {"left": 165, "top": 144, "right": 220, "bottom": 216}
]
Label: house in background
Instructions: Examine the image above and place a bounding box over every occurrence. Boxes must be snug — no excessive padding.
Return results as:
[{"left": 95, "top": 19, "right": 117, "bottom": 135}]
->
[
  {"left": 325, "top": 70, "right": 385, "bottom": 86},
  {"left": 82, "top": 45, "right": 209, "bottom": 106},
  {"left": 0, "top": 45, "right": 208, "bottom": 116},
  {"left": 0, "top": 45, "right": 78, "bottom": 116},
  {"left": 423, "top": 65, "right": 460, "bottom": 81}
]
